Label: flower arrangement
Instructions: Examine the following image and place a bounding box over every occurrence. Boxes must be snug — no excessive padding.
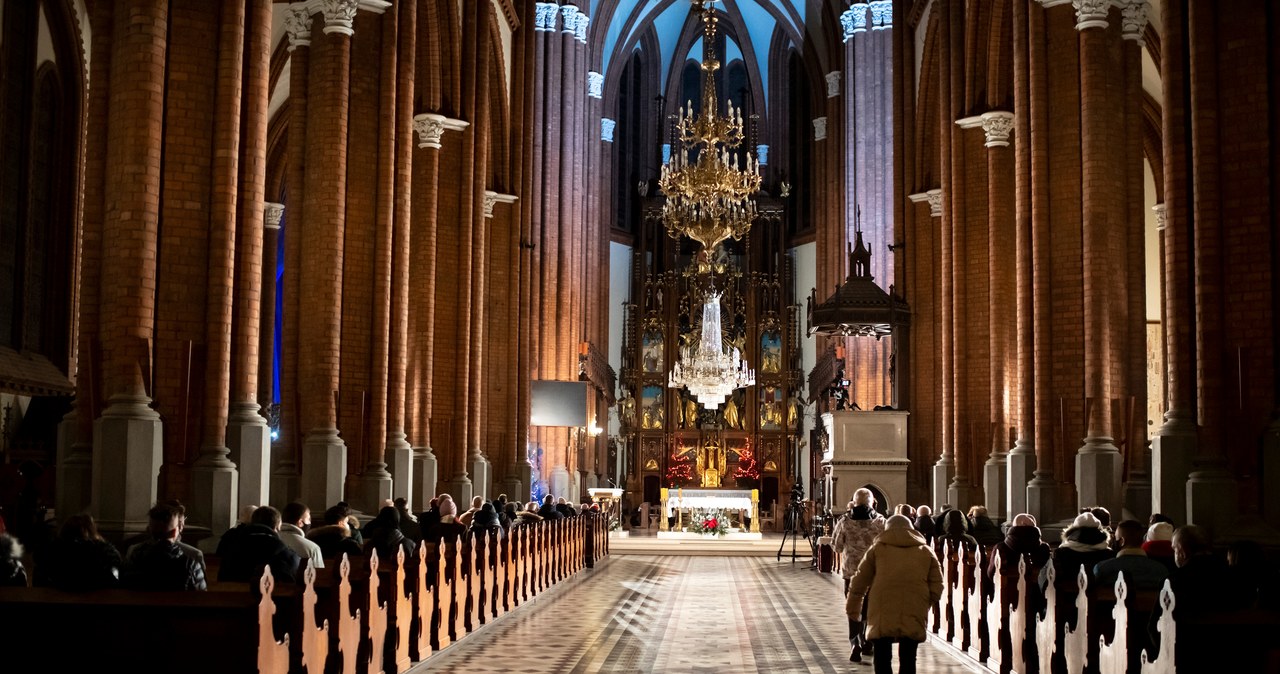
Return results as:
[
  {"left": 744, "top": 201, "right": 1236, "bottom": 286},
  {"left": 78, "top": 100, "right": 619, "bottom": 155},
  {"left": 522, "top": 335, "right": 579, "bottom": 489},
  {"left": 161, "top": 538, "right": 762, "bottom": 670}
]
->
[{"left": 686, "top": 510, "right": 730, "bottom": 537}]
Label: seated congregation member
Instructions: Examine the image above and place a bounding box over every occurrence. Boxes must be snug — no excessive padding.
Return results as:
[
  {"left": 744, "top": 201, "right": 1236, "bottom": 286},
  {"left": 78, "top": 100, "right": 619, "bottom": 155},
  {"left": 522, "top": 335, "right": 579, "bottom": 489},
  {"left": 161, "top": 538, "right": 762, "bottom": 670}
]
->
[
  {"left": 457, "top": 496, "right": 485, "bottom": 527},
  {"left": 33, "top": 514, "right": 121, "bottom": 591},
  {"left": 1093, "top": 519, "right": 1168, "bottom": 594},
  {"left": 833, "top": 489, "right": 885, "bottom": 662},
  {"left": 307, "top": 504, "right": 364, "bottom": 560},
  {"left": 280, "top": 502, "right": 324, "bottom": 571},
  {"left": 501, "top": 502, "right": 519, "bottom": 531},
  {"left": 1142, "top": 521, "right": 1177, "bottom": 574},
  {"left": 363, "top": 506, "right": 417, "bottom": 561},
  {"left": 122, "top": 503, "right": 206, "bottom": 591},
  {"left": 394, "top": 497, "right": 423, "bottom": 545},
  {"left": 988, "top": 513, "right": 1051, "bottom": 599},
  {"left": 469, "top": 503, "right": 500, "bottom": 534},
  {"left": 937, "top": 509, "right": 978, "bottom": 550},
  {"left": 216, "top": 504, "right": 260, "bottom": 558},
  {"left": 218, "top": 506, "right": 301, "bottom": 584},
  {"left": 517, "top": 502, "right": 544, "bottom": 526},
  {"left": 538, "top": 495, "right": 564, "bottom": 521},
  {"left": 0, "top": 533, "right": 28, "bottom": 587},
  {"left": 493, "top": 495, "right": 511, "bottom": 529},
  {"left": 423, "top": 496, "right": 467, "bottom": 544},
  {"left": 913, "top": 505, "right": 935, "bottom": 544},
  {"left": 967, "top": 505, "right": 1003, "bottom": 548},
  {"left": 845, "top": 515, "right": 943, "bottom": 674},
  {"left": 893, "top": 504, "right": 915, "bottom": 519},
  {"left": 1040, "top": 511, "right": 1114, "bottom": 595}
]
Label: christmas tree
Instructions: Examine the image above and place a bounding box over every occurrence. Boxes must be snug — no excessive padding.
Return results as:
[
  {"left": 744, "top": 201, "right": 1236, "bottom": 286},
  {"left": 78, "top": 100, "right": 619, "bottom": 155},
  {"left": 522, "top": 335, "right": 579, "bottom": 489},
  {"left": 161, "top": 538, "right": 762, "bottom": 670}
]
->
[
  {"left": 666, "top": 448, "right": 693, "bottom": 486},
  {"left": 733, "top": 439, "right": 760, "bottom": 481}
]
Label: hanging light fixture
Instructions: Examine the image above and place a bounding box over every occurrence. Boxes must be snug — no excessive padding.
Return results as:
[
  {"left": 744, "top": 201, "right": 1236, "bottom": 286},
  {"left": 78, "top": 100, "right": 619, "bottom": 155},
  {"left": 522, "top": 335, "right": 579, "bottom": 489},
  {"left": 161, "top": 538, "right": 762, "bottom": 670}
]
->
[
  {"left": 658, "top": 0, "right": 761, "bottom": 251},
  {"left": 669, "top": 288, "right": 756, "bottom": 409}
]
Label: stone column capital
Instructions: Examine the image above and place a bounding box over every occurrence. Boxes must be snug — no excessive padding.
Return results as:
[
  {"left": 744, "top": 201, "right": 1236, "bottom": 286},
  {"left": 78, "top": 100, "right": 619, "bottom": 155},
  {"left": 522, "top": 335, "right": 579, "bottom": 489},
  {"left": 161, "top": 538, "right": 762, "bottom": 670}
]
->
[
  {"left": 908, "top": 189, "right": 943, "bottom": 217},
  {"left": 285, "top": 4, "right": 312, "bottom": 51},
  {"left": 601, "top": 118, "right": 616, "bottom": 142},
  {"left": 1153, "top": 203, "right": 1167, "bottom": 230},
  {"left": 1119, "top": 0, "right": 1149, "bottom": 43},
  {"left": 483, "top": 191, "right": 519, "bottom": 218},
  {"left": 870, "top": 0, "right": 893, "bottom": 30},
  {"left": 825, "top": 71, "right": 841, "bottom": 98},
  {"left": 534, "top": 3, "right": 560, "bottom": 31},
  {"left": 756, "top": 144, "right": 769, "bottom": 166},
  {"left": 264, "top": 203, "right": 285, "bottom": 230},
  {"left": 1073, "top": 0, "right": 1111, "bottom": 30},
  {"left": 842, "top": 3, "right": 869, "bottom": 42},
  {"left": 560, "top": 6, "right": 578, "bottom": 33},
  {"left": 588, "top": 71, "right": 604, "bottom": 99},
  {"left": 813, "top": 116, "right": 828, "bottom": 141},
  {"left": 412, "top": 113, "right": 470, "bottom": 149},
  {"left": 956, "top": 111, "right": 1014, "bottom": 147},
  {"left": 575, "top": 12, "right": 590, "bottom": 43},
  {"left": 317, "top": 0, "right": 359, "bottom": 36}
]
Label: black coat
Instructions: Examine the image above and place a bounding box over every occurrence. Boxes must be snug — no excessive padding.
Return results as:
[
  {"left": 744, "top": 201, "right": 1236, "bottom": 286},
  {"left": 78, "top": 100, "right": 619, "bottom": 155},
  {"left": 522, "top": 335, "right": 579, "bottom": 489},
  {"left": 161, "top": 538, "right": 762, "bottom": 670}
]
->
[
  {"left": 34, "top": 538, "right": 121, "bottom": 591},
  {"left": 307, "top": 525, "right": 363, "bottom": 560},
  {"left": 217, "top": 523, "right": 301, "bottom": 584},
  {"left": 124, "top": 539, "right": 207, "bottom": 591}
]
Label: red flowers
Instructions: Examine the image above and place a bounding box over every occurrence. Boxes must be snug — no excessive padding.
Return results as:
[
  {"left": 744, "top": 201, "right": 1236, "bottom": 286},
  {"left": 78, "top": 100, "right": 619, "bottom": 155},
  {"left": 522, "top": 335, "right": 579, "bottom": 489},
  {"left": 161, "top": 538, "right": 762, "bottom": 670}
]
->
[{"left": 706, "top": 518, "right": 718, "bottom": 529}]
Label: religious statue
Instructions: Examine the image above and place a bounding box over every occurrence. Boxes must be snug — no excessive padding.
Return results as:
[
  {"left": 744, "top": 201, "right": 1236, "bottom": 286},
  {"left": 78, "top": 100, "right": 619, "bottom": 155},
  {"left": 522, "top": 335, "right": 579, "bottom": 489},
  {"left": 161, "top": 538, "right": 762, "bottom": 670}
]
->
[
  {"left": 697, "top": 439, "right": 726, "bottom": 488},
  {"left": 642, "top": 332, "right": 664, "bottom": 372},
  {"left": 787, "top": 392, "right": 804, "bottom": 429},
  {"left": 684, "top": 394, "right": 699, "bottom": 429},
  {"left": 760, "top": 386, "right": 783, "bottom": 429},
  {"left": 723, "top": 394, "right": 741, "bottom": 430},
  {"left": 619, "top": 390, "right": 636, "bottom": 428}
]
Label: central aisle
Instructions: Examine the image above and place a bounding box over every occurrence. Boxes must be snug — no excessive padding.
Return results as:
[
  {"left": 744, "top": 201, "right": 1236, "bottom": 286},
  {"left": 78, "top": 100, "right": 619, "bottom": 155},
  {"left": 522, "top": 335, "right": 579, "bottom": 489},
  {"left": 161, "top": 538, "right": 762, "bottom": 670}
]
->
[{"left": 417, "top": 555, "right": 974, "bottom": 673}]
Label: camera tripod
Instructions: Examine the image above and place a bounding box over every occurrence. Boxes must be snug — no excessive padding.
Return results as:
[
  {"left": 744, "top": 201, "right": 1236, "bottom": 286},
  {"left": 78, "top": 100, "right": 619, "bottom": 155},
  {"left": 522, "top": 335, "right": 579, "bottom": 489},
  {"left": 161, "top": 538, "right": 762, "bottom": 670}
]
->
[{"left": 776, "top": 483, "right": 811, "bottom": 563}]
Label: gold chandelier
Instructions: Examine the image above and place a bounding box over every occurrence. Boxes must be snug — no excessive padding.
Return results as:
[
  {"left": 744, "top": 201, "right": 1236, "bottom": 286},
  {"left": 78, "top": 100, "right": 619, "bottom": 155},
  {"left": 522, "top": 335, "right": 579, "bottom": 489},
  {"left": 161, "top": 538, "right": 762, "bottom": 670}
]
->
[{"left": 658, "top": 1, "right": 761, "bottom": 250}]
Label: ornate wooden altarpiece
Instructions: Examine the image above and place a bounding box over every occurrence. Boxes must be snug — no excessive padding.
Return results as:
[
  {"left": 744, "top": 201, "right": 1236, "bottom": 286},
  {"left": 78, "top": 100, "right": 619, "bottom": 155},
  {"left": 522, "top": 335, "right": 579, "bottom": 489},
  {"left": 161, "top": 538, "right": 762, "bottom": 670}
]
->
[{"left": 616, "top": 196, "right": 804, "bottom": 512}]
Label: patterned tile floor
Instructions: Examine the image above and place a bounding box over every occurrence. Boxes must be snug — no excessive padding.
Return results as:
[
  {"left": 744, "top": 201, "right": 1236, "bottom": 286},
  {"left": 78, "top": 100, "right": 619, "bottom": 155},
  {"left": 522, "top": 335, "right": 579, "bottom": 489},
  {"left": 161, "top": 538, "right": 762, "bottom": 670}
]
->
[{"left": 414, "top": 556, "right": 977, "bottom": 673}]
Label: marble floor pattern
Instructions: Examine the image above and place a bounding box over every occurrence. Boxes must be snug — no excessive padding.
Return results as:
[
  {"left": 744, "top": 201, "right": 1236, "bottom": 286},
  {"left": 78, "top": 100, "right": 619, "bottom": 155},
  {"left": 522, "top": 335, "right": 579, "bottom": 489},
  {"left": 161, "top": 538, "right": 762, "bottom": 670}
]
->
[{"left": 415, "top": 555, "right": 978, "bottom": 673}]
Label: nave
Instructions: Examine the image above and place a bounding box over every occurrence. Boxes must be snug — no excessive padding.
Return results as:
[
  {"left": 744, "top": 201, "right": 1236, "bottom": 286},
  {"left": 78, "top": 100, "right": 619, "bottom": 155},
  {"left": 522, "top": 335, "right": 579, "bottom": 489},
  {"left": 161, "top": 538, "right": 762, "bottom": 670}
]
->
[{"left": 423, "top": 554, "right": 971, "bottom": 674}]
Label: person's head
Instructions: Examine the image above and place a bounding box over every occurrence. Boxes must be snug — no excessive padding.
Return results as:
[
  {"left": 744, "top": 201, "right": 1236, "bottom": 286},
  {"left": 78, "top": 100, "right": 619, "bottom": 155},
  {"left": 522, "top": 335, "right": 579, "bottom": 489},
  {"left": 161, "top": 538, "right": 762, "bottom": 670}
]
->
[
  {"left": 1069, "top": 511, "right": 1105, "bottom": 536},
  {"left": 895, "top": 504, "right": 915, "bottom": 518},
  {"left": 1172, "top": 525, "right": 1211, "bottom": 568},
  {"left": 165, "top": 500, "right": 188, "bottom": 535},
  {"left": 438, "top": 497, "right": 458, "bottom": 519},
  {"left": 1149, "top": 512, "right": 1175, "bottom": 527},
  {"left": 146, "top": 503, "right": 182, "bottom": 541},
  {"left": 428, "top": 497, "right": 440, "bottom": 511},
  {"left": 968, "top": 505, "right": 989, "bottom": 521},
  {"left": 916, "top": 505, "right": 932, "bottom": 517},
  {"left": 885, "top": 514, "right": 915, "bottom": 532},
  {"left": 498, "top": 494, "right": 508, "bottom": 506},
  {"left": 238, "top": 504, "right": 258, "bottom": 525},
  {"left": 471, "top": 496, "right": 484, "bottom": 509},
  {"left": 394, "top": 497, "right": 410, "bottom": 512},
  {"left": 0, "top": 533, "right": 23, "bottom": 561},
  {"left": 1012, "top": 513, "right": 1037, "bottom": 527},
  {"left": 251, "top": 506, "right": 283, "bottom": 531},
  {"left": 324, "top": 503, "right": 352, "bottom": 527},
  {"left": 1088, "top": 507, "right": 1111, "bottom": 528},
  {"left": 543, "top": 494, "right": 555, "bottom": 507},
  {"left": 504, "top": 503, "right": 519, "bottom": 517},
  {"left": 557, "top": 497, "right": 567, "bottom": 505},
  {"left": 59, "top": 514, "right": 103, "bottom": 542},
  {"left": 852, "top": 488, "right": 873, "bottom": 508},
  {"left": 942, "top": 509, "right": 968, "bottom": 536},
  {"left": 376, "top": 506, "right": 400, "bottom": 527},
  {"left": 1114, "top": 519, "right": 1146, "bottom": 549},
  {"left": 1146, "top": 521, "right": 1174, "bottom": 544},
  {"left": 282, "top": 502, "right": 310, "bottom": 529}
]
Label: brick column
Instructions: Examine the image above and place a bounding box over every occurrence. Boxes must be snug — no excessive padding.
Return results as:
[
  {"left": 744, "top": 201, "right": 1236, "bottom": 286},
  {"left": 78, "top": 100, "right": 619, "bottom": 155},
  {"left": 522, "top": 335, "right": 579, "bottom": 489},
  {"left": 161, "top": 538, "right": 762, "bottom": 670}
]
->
[
  {"left": 356, "top": 5, "right": 401, "bottom": 511},
  {"left": 273, "top": 7, "right": 311, "bottom": 506},
  {"left": 60, "top": 0, "right": 114, "bottom": 521},
  {"left": 975, "top": 111, "right": 1015, "bottom": 520},
  {"left": 1008, "top": 0, "right": 1036, "bottom": 520},
  {"left": 1184, "top": 0, "right": 1236, "bottom": 531},
  {"left": 299, "top": 2, "right": 357, "bottom": 510},
  {"left": 387, "top": 0, "right": 417, "bottom": 507},
  {"left": 259, "top": 203, "right": 283, "bottom": 412},
  {"left": 1150, "top": 0, "right": 1195, "bottom": 523},
  {"left": 225, "top": 0, "right": 276, "bottom": 521},
  {"left": 466, "top": 3, "right": 495, "bottom": 498},
  {"left": 930, "top": 0, "right": 956, "bottom": 510},
  {"left": 93, "top": 0, "right": 168, "bottom": 535},
  {"left": 1025, "top": 1, "right": 1058, "bottom": 522}
]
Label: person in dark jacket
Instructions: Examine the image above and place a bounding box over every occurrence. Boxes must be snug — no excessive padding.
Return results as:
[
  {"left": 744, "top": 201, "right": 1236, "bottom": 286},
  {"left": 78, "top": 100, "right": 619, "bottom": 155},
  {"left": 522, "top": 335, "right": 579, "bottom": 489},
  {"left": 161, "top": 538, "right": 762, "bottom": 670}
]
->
[
  {"left": 363, "top": 506, "right": 417, "bottom": 562},
  {"left": 307, "top": 504, "right": 364, "bottom": 560},
  {"left": 470, "top": 502, "right": 500, "bottom": 533},
  {"left": 217, "top": 506, "right": 301, "bottom": 584},
  {"left": 913, "top": 505, "right": 936, "bottom": 544},
  {"left": 1040, "top": 511, "right": 1114, "bottom": 595},
  {"left": 539, "top": 495, "right": 565, "bottom": 521},
  {"left": 988, "top": 513, "right": 1051, "bottom": 591},
  {"left": 967, "top": 505, "right": 1003, "bottom": 548},
  {"left": 0, "top": 533, "right": 28, "bottom": 587},
  {"left": 393, "top": 497, "right": 423, "bottom": 545},
  {"left": 33, "top": 514, "right": 121, "bottom": 591},
  {"left": 937, "top": 509, "right": 978, "bottom": 549},
  {"left": 123, "top": 502, "right": 206, "bottom": 591},
  {"left": 1093, "top": 519, "right": 1169, "bottom": 594}
]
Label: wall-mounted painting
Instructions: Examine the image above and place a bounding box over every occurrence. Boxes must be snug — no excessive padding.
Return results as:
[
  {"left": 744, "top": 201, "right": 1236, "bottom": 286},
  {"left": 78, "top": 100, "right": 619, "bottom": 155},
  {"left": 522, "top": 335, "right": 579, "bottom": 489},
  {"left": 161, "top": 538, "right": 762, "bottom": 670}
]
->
[
  {"left": 642, "top": 330, "right": 664, "bottom": 373},
  {"left": 641, "top": 385, "right": 664, "bottom": 429},
  {"left": 761, "top": 331, "right": 782, "bottom": 373}
]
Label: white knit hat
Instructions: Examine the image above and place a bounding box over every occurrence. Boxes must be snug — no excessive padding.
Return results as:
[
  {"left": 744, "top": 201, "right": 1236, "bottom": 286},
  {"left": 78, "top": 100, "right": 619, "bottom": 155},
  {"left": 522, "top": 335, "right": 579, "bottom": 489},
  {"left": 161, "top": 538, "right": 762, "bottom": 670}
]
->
[
  {"left": 1146, "top": 521, "right": 1174, "bottom": 542},
  {"left": 1071, "top": 511, "right": 1102, "bottom": 529}
]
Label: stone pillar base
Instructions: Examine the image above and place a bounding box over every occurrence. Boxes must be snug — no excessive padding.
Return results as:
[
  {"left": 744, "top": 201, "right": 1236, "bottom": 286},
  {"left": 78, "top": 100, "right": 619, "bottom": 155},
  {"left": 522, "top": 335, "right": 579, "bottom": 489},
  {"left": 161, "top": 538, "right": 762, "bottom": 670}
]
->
[
  {"left": 550, "top": 465, "right": 571, "bottom": 501},
  {"left": 412, "top": 447, "right": 438, "bottom": 506},
  {"left": 1152, "top": 423, "right": 1196, "bottom": 524},
  {"left": 56, "top": 410, "right": 93, "bottom": 518},
  {"left": 358, "top": 469, "right": 394, "bottom": 514},
  {"left": 932, "top": 458, "right": 955, "bottom": 510},
  {"left": 1006, "top": 445, "right": 1036, "bottom": 519},
  {"left": 270, "top": 456, "right": 300, "bottom": 509},
  {"left": 1123, "top": 474, "right": 1152, "bottom": 523},
  {"left": 507, "top": 461, "right": 532, "bottom": 503},
  {"left": 301, "top": 429, "right": 347, "bottom": 511},
  {"left": 470, "top": 455, "right": 491, "bottom": 500},
  {"left": 227, "top": 403, "right": 271, "bottom": 511},
  {"left": 1025, "top": 475, "right": 1058, "bottom": 525},
  {"left": 92, "top": 395, "right": 163, "bottom": 537},
  {"left": 190, "top": 461, "right": 239, "bottom": 534},
  {"left": 389, "top": 435, "right": 414, "bottom": 507},
  {"left": 446, "top": 473, "right": 473, "bottom": 507},
  {"left": 1075, "top": 437, "right": 1123, "bottom": 515},
  {"left": 983, "top": 455, "right": 1008, "bottom": 521},
  {"left": 947, "top": 478, "right": 981, "bottom": 513},
  {"left": 1187, "top": 468, "right": 1236, "bottom": 536}
]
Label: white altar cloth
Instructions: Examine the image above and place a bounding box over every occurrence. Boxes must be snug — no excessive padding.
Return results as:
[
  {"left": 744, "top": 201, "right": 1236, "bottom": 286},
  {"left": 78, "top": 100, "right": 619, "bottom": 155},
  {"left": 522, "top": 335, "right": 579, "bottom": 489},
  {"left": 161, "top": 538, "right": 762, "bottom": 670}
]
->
[{"left": 663, "top": 489, "right": 753, "bottom": 517}]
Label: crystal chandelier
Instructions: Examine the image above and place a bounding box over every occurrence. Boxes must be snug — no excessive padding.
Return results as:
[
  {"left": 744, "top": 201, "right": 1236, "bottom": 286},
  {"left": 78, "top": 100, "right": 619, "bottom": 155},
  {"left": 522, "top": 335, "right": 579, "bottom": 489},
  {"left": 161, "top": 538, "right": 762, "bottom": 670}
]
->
[
  {"left": 658, "top": 1, "right": 761, "bottom": 251},
  {"left": 669, "top": 289, "right": 756, "bottom": 409}
]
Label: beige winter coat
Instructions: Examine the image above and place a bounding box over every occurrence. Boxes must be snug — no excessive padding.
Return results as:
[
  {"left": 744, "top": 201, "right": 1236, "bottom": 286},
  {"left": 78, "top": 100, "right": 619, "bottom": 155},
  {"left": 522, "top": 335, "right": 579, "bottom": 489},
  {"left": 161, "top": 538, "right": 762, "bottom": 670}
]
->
[{"left": 845, "top": 526, "right": 943, "bottom": 641}]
